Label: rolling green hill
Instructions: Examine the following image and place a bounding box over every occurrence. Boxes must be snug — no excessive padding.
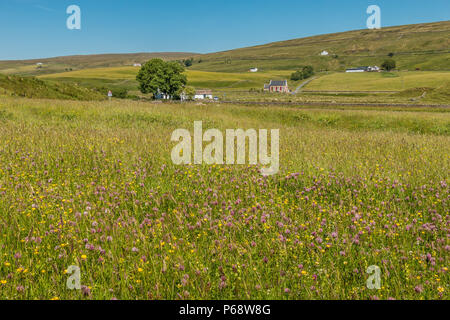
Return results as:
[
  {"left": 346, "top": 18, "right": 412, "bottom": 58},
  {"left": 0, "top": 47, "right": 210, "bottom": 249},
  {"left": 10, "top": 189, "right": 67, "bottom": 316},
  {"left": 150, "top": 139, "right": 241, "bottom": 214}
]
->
[
  {"left": 2, "top": 21, "right": 448, "bottom": 78},
  {"left": 0, "top": 52, "right": 197, "bottom": 77},
  {"left": 40, "top": 67, "right": 298, "bottom": 93},
  {"left": 1, "top": 21, "right": 449, "bottom": 104},
  {"left": 188, "top": 21, "right": 450, "bottom": 73},
  {"left": 0, "top": 74, "right": 105, "bottom": 100}
]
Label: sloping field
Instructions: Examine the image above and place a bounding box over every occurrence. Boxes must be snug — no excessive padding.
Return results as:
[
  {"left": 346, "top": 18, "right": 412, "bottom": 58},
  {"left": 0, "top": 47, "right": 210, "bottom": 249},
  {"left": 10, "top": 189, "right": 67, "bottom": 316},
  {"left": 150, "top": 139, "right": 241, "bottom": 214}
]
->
[
  {"left": 189, "top": 21, "right": 450, "bottom": 72},
  {"left": 304, "top": 71, "right": 450, "bottom": 92},
  {"left": 40, "top": 67, "right": 296, "bottom": 91},
  {"left": 0, "top": 74, "right": 104, "bottom": 100},
  {"left": 0, "top": 52, "right": 197, "bottom": 76}
]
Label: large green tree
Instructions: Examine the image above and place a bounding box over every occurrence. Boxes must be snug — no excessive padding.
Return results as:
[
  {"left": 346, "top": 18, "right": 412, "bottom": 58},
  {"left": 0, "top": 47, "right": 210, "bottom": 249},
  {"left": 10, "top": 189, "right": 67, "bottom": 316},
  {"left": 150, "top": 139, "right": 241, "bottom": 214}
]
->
[{"left": 136, "top": 59, "right": 187, "bottom": 99}]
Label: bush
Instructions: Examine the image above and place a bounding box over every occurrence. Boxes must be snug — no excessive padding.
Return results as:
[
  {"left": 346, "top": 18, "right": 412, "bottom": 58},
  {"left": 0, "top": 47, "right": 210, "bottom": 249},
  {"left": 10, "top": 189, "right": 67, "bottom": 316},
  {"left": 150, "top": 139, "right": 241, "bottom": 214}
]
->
[
  {"left": 290, "top": 71, "right": 303, "bottom": 81},
  {"left": 184, "top": 86, "right": 196, "bottom": 100},
  {"left": 301, "top": 66, "right": 314, "bottom": 79},
  {"left": 183, "top": 58, "right": 193, "bottom": 67},
  {"left": 290, "top": 66, "right": 315, "bottom": 81},
  {"left": 112, "top": 88, "right": 128, "bottom": 99},
  {"left": 382, "top": 59, "right": 396, "bottom": 71}
]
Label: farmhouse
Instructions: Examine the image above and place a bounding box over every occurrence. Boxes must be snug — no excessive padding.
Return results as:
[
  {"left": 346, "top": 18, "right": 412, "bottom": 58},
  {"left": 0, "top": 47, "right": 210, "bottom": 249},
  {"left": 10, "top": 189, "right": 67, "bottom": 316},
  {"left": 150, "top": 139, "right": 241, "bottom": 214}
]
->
[
  {"left": 249, "top": 67, "right": 258, "bottom": 72},
  {"left": 320, "top": 50, "right": 329, "bottom": 56},
  {"left": 194, "top": 90, "right": 213, "bottom": 100},
  {"left": 133, "top": 63, "right": 142, "bottom": 67},
  {"left": 263, "top": 80, "right": 289, "bottom": 93}
]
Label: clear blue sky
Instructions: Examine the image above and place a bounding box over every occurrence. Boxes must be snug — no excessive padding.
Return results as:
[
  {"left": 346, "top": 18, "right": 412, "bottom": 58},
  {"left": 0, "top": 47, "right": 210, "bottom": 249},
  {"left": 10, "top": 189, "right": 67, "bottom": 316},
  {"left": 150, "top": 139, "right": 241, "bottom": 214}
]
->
[{"left": 0, "top": 0, "right": 448, "bottom": 60}]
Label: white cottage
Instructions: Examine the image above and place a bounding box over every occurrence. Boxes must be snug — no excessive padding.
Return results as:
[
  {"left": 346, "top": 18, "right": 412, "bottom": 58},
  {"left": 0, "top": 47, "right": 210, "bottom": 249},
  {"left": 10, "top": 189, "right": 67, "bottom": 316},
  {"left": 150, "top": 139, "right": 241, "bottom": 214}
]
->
[{"left": 194, "top": 90, "right": 213, "bottom": 100}]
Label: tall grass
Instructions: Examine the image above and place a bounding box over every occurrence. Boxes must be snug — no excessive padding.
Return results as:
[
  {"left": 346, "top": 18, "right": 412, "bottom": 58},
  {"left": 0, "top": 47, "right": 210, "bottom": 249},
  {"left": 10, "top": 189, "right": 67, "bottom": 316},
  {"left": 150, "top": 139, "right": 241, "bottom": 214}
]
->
[{"left": 0, "top": 97, "right": 448, "bottom": 300}]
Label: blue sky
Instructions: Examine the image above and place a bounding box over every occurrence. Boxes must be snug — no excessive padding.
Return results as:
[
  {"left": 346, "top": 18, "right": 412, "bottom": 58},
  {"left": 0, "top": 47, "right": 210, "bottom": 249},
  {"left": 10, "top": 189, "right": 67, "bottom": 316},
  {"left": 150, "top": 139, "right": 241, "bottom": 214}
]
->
[{"left": 0, "top": 0, "right": 448, "bottom": 60}]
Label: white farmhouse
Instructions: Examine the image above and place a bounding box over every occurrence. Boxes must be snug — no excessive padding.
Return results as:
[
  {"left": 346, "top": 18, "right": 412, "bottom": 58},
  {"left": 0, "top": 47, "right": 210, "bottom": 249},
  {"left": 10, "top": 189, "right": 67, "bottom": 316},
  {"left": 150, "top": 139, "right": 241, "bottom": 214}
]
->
[
  {"left": 194, "top": 90, "right": 213, "bottom": 100},
  {"left": 249, "top": 67, "right": 258, "bottom": 72},
  {"left": 320, "top": 51, "right": 329, "bottom": 56}
]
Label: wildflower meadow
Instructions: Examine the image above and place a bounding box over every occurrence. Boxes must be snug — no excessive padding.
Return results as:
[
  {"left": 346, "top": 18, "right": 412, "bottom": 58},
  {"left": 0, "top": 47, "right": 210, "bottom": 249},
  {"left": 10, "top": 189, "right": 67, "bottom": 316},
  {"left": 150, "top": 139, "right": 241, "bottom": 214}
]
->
[{"left": 0, "top": 97, "right": 448, "bottom": 300}]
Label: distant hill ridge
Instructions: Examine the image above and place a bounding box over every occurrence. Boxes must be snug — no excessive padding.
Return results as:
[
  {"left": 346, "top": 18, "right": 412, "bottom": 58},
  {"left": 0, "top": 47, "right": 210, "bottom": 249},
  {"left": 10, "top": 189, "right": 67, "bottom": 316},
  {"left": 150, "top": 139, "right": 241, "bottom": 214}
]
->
[
  {"left": 0, "top": 52, "right": 197, "bottom": 76},
  {"left": 188, "top": 21, "right": 450, "bottom": 72},
  {"left": 0, "top": 21, "right": 448, "bottom": 76}
]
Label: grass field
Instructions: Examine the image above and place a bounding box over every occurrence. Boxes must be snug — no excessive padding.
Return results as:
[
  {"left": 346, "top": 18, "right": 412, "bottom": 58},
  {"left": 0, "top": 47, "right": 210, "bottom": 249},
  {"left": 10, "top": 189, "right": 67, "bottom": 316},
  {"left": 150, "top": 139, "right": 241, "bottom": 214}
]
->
[
  {"left": 41, "top": 67, "right": 294, "bottom": 87},
  {"left": 0, "top": 96, "right": 448, "bottom": 300},
  {"left": 304, "top": 72, "right": 450, "bottom": 92},
  {"left": 40, "top": 67, "right": 299, "bottom": 93},
  {"left": 39, "top": 67, "right": 450, "bottom": 105}
]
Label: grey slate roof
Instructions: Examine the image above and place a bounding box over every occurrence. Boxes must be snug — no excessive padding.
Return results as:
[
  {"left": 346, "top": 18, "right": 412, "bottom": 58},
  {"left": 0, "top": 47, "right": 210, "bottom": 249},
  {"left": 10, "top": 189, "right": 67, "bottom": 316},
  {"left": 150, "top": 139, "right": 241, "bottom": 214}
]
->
[{"left": 269, "top": 80, "right": 288, "bottom": 87}]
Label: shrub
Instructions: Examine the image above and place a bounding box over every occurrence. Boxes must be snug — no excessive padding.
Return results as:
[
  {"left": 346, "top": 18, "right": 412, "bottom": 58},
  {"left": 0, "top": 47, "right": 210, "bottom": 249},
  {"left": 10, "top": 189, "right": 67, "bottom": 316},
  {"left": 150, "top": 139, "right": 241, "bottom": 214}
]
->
[
  {"left": 290, "top": 66, "right": 315, "bottom": 81},
  {"left": 382, "top": 59, "right": 396, "bottom": 71}
]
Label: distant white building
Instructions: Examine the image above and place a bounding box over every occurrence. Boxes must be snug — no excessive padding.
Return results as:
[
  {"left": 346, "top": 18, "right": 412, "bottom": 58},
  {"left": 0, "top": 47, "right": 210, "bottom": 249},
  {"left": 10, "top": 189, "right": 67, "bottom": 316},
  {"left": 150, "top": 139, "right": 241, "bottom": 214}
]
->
[
  {"left": 346, "top": 67, "right": 366, "bottom": 73},
  {"left": 346, "top": 66, "right": 380, "bottom": 73},
  {"left": 133, "top": 63, "right": 142, "bottom": 67},
  {"left": 320, "top": 50, "right": 329, "bottom": 56},
  {"left": 194, "top": 89, "right": 213, "bottom": 100},
  {"left": 249, "top": 67, "right": 258, "bottom": 72},
  {"left": 36, "top": 62, "right": 43, "bottom": 66}
]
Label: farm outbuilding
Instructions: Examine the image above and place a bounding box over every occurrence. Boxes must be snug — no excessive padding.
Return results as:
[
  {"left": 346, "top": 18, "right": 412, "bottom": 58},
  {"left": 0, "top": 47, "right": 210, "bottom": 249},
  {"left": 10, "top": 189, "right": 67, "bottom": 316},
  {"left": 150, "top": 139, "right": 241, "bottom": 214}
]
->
[{"left": 346, "top": 66, "right": 380, "bottom": 73}]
